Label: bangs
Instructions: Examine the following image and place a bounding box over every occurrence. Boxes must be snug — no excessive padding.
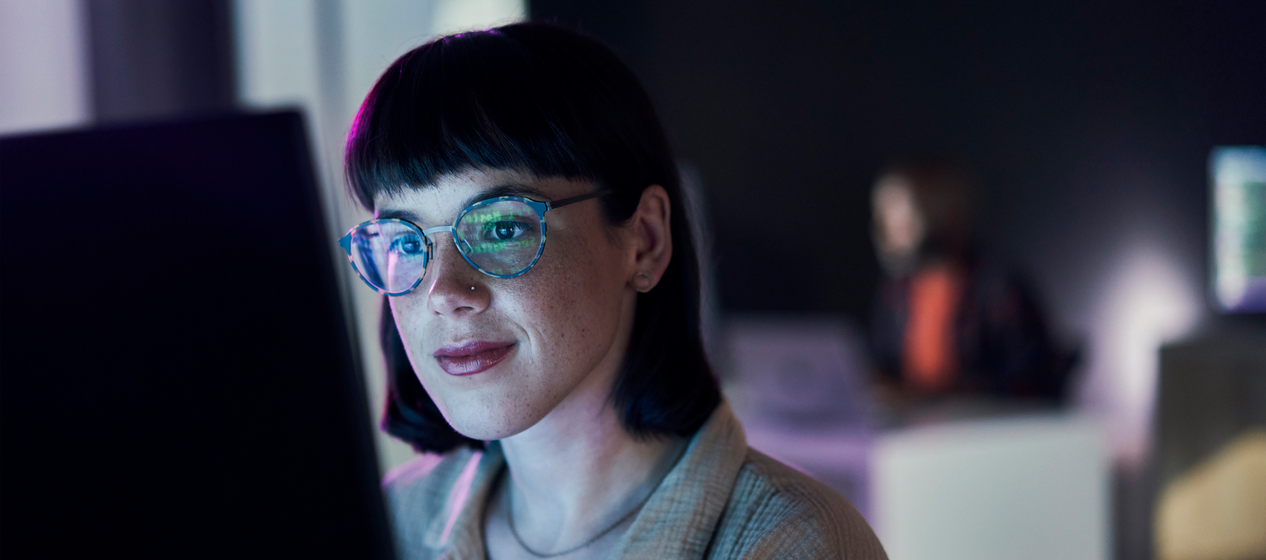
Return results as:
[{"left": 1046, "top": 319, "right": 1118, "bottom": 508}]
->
[{"left": 345, "top": 29, "right": 599, "bottom": 210}]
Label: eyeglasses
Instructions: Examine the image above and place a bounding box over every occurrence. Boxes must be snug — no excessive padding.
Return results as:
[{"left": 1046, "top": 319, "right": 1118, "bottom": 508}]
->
[{"left": 339, "top": 190, "right": 611, "bottom": 296}]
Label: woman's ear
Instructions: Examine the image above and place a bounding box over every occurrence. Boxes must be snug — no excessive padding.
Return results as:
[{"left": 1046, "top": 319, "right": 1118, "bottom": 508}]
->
[{"left": 628, "top": 185, "right": 672, "bottom": 292}]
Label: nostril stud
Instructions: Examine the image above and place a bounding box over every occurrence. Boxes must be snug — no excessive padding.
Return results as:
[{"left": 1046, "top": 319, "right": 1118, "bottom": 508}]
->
[{"left": 470, "top": 286, "right": 475, "bottom": 291}]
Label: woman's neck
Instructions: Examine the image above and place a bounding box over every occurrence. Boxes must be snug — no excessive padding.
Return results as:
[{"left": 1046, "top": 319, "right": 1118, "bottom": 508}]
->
[{"left": 489, "top": 382, "right": 686, "bottom": 558}]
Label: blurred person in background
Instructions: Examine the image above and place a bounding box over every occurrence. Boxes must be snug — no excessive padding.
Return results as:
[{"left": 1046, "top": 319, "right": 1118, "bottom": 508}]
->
[{"left": 869, "top": 157, "right": 1076, "bottom": 404}]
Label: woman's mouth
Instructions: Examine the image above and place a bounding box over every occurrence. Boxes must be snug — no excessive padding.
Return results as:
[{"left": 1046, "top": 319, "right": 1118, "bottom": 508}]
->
[{"left": 433, "top": 341, "right": 516, "bottom": 376}]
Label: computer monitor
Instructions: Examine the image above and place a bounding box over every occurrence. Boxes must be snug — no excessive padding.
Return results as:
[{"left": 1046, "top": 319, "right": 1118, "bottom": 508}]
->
[
  {"left": 1210, "top": 146, "right": 1266, "bottom": 313},
  {"left": 0, "top": 111, "right": 395, "bottom": 558}
]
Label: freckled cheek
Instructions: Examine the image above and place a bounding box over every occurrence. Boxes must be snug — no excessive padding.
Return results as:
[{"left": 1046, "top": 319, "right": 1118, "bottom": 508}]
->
[
  {"left": 388, "top": 296, "right": 430, "bottom": 351},
  {"left": 504, "top": 236, "right": 611, "bottom": 358}
]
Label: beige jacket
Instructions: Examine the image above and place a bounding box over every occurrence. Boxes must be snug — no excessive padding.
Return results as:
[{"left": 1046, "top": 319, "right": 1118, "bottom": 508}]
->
[{"left": 383, "top": 402, "right": 888, "bottom": 559}]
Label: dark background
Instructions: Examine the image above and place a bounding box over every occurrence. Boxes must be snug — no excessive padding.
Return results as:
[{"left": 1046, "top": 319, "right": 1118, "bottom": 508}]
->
[
  {"left": 531, "top": 0, "right": 1266, "bottom": 333},
  {"left": 75, "top": 3, "right": 1265, "bottom": 558}
]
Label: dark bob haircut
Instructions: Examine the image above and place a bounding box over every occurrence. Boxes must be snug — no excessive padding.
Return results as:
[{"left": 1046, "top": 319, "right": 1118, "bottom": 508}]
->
[{"left": 345, "top": 22, "right": 721, "bottom": 454}]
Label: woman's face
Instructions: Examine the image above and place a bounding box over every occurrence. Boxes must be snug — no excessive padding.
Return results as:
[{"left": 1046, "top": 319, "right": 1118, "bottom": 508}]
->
[{"left": 378, "top": 169, "right": 638, "bottom": 441}]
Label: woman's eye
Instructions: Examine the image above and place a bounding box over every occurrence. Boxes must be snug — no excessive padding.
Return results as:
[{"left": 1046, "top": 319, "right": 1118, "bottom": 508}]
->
[
  {"left": 486, "top": 221, "right": 531, "bottom": 241},
  {"left": 389, "top": 234, "right": 425, "bottom": 255}
]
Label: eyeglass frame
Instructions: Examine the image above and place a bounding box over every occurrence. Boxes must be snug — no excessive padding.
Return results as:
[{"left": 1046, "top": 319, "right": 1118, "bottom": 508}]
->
[{"left": 338, "top": 189, "right": 613, "bottom": 296}]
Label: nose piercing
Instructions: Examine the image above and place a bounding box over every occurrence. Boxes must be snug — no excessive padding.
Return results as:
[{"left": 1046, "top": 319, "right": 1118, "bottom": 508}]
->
[{"left": 470, "top": 286, "right": 476, "bottom": 291}]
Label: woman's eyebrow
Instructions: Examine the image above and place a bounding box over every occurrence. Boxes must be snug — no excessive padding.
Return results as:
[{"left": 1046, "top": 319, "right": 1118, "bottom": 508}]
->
[
  {"left": 462, "top": 183, "right": 548, "bottom": 208},
  {"left": 375, "top": 208, "right": 422, "bottom": 222}
]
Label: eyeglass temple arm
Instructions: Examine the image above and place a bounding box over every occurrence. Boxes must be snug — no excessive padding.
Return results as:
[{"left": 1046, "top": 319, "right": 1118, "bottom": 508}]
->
[{"left": 547, "top": 189, "right": 614, "bottom": 210}]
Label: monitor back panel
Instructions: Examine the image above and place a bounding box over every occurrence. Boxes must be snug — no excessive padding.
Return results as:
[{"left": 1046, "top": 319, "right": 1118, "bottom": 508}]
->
[{"left": 0, "top": 112, "right": 394, "bottom": 559}]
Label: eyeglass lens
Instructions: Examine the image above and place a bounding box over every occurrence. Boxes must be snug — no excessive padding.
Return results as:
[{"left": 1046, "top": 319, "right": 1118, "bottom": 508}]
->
[
  {"left": 349, "top": 221, "right": 429, "bottom": 294},
  {"left": 350, "top": 199, "right": 545, "bottom": 293},
  {"left": 454, "top": 199, "right": 543, "bottom": 277}
]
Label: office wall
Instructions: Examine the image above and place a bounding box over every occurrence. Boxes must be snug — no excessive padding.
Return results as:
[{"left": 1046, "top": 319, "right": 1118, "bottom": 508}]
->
[
  {"left": 86, "top": 0, "right": 236, "bottom": 123},
  {"left": 0, "top": 0, "right": 91, "bottom": 135}
]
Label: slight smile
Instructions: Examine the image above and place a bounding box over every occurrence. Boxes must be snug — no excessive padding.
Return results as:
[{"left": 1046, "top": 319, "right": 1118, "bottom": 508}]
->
[{"left": 433, "top": 341, "right": 516, "bottom": 376}]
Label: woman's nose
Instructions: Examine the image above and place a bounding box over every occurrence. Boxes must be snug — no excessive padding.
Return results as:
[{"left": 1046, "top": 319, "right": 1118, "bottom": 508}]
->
[{"left": 423, "top": 236, "right": 489, "bottom": 317}]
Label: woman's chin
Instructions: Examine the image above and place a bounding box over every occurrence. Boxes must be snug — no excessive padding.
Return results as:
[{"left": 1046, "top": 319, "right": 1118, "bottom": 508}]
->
[
  {"left": 449, "top": 420, "right": 522, "bottom": 442},
  {"left": 439, "top": 400, "right": 547, "bottom": 442}
]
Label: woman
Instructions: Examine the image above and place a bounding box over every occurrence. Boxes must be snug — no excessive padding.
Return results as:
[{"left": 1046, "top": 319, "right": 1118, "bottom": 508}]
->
[{"left": 340, "top": 22, "right": 885, "bottom": 560}]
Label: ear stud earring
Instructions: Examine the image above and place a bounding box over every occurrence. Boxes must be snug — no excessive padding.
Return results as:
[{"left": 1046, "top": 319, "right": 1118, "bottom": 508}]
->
[{"left": 633, "top": 272, "right": 653, "bottom": 293}]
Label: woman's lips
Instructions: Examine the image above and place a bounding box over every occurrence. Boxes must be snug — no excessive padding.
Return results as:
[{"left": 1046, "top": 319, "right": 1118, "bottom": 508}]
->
[{"left": 433, "top": 341, "right": 516, "bottom": 376}]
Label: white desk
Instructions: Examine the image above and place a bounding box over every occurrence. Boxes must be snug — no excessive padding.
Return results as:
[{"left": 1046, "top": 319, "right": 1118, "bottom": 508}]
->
[{"left": 739, "top": 411, "right": 1109, "bottom": 560}]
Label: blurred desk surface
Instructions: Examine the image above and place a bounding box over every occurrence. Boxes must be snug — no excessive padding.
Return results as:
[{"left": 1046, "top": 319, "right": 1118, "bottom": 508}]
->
[
  {"left": 735, "top": 403, "right": 1109, "bottom": 560},
  {"left": 723, "top": 315, "right": 1110, "bottom": 560}
]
